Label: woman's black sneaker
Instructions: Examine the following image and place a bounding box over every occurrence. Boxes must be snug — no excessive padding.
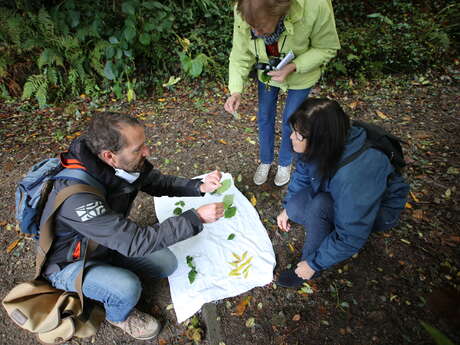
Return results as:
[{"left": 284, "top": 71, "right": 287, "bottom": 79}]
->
[{"left": 276, "top": 269, "right": 320, "bottom": 288}]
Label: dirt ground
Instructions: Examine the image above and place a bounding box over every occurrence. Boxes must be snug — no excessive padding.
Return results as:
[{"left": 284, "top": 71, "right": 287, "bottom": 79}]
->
[{"left": 0, "top": 70, "right": 459, "bottom": 345}]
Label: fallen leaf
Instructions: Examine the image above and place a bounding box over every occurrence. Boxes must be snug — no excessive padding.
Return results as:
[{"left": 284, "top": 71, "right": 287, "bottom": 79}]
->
[
  {"left": 405, "top": 202, "right": 413, "bottom": 209},
  {"left": 375, "top": 110, "right": 389, "bottom": 120},
  {"left": 145, "top": 123, "right": 156, "bottom": 128},
  {"left": 292, "top": 314, "right": 301, "bottom": 321},
  {"left": 233, "top": 296, "right": 252, "bottom": 316},
  {"left": 159, "top": 338, "right": 168, "bottom": 345},
  {"left": 158, "top": 98, "right": 166, "bottom": 102},
  {"left": 412, "top": 209, "right": 424, "bottom": 220},
  {"left": 7, "top": 238, "right": 22, "bottom": 253},
  {"left": 166, "top": 304, "right": 174, "bottom": 310},
  {"left": 250, "top": 195, "right": 257, "bottom": 206},
  {"left": 400, "top": 239, "right": 411, "bottom": 245},
  {"left": 410, "top": 191, "right": 420, "bottom": 203},
  {"left": 245, "top": 317, "right": 255, "bottom": 328},
  {"left": 218, "top": 139, "right": 228, "bottom": 145},
  {"left": 288, "top": 243, "right": 295, "bottom": 253},
  {"left": 447, "top": 167, "right": 459, "bottom": 175},
  {"left": 348, "top": 101, "right": 360, "bottom": 109},
  {"left": 250, "top": 116, "right": 256, "bottom": 121}
]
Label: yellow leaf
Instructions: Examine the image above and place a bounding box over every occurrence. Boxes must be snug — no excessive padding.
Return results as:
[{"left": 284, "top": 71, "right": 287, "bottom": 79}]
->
[
  {"left": 292, "top": 314, "right": 301, "bottom": 321},
  {"left": 375, "top": 110, "right": 389, "bottom": 120},
  {"left": 158, "top": 98, "right": 166, "bottom": 102},
  {"left": 238, "top": 257, "right": 253, "bottom": 270},
  {"left": 250, "top": 116, "right": 256, "bottom": 121},
  {"left": 405, "top": 202, "right": 412, "bottom": 209},
  {"left": 250, "top": 195, "right": 257, "bottom": 206},
  {"left": 229, "top": 271, "right": 241, "bottom": 276},
  {"left": 288, "top": 243, "right": 295, "bottom": 253},
  {"left": 219, "top": 139, "right": 228, "bottom": 145},
  {"left": 348, "top": 101, "right": 359, "bottom": 109},
  {"left": 232, "top": 296, "right": 252, "bottom": 316},
  {"left": 79, "top": 94, "right": 86, "bottom": 99},
  {"left": 7, "top": 238, "right": 22, "bottom": 253},
  {"left": 410, "top": 191, "right": 419, "bottom": 203},
  {"left": 232, "top": 252, "right": 241, "bottom": 261},
  {"left": 400, "top": 239, "right": 411, "bottom": 245}
]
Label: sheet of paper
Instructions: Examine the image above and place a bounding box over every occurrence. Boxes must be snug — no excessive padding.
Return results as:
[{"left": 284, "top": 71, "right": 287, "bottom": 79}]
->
[{"left": 154, "top": 173, "right": 276, "bottom": 323}]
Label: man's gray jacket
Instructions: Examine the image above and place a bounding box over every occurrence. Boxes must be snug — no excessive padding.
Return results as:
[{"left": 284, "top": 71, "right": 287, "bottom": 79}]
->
[{"left": 40, "top": 136, "right": 204, "bottom": 274}]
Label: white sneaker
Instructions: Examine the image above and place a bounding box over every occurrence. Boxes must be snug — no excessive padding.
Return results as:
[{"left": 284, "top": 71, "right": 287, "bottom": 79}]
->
[
  {"left": 253, "top": 163, "right": 271, "bottom": 185},
  {"left": 274, "top": 165, "right": 291, "bottom": 186}
]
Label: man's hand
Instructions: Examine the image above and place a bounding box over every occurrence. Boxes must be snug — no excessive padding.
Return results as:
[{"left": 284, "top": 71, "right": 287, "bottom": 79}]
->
[
  {"left": 224, "top": 92, "right": 241, "bottom": 114},
  {"left": 267, "top": 63, "right": 296, "bottom": 83},
  {"left": 200, "top": 170, "right": 222, "bottom": 193},
  {"left": 295, "top": 260, "right": 316, "bottom": 280},
  {"left": 196, "top": 202, "right": 224, "bottom": 223},
  {"left": 277, "top": 209, "right": 291, "bottom": 232}
]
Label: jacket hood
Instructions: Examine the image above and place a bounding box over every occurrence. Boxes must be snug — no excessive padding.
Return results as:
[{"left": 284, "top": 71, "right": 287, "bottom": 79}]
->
[{"left": 60, "top": 136, "right": 153, "bottom": 194}]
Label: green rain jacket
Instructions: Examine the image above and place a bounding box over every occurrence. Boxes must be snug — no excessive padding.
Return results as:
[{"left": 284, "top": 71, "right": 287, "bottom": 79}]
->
[{"left": 228, "top": 0, "right": 341, "bottom": 94}]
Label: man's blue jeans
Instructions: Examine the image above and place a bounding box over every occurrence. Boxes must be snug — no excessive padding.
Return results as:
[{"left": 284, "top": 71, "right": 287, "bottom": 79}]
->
[
  {"left": 46, "top": 248, "right": 177, "bottom": 322},
  {"left": 286, "top": 192, "right": 402, "bottom": 263},
  {"left": 257, "top": 81, "right": 311, "bottom": 167}
]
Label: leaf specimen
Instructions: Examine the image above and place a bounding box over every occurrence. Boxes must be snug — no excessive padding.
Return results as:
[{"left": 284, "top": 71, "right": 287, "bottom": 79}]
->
[{"left": 211, "top": 179, "right": 231, "bottom": 195}]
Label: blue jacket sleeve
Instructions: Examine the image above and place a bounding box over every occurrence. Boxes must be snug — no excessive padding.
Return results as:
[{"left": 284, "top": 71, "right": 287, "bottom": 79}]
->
[
  {"left": 305, "top": 151, "right": 393, "bottom": 271},
  {"left": 283, "top": 160, "right": 312, "bottom": 208}
]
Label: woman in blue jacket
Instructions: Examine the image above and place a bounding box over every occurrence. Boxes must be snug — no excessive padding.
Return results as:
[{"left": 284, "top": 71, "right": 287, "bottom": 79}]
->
[{"left": 276, "top": 98, "right": 409, "bottom": 288}]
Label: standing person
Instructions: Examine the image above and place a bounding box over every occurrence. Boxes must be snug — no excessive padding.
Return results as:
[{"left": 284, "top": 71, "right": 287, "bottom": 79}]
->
[
  {"left": 40, "top": 112, "right": 224, "bottom": 340},
  {"left": 224, "top": 0, "right": 340, "bottom": 186},
  {"left": 276, "top": 99, "right": 410, "bottom": 287}
]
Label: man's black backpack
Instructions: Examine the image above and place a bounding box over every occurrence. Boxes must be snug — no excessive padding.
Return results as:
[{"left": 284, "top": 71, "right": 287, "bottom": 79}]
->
[{"left": 331, "top": 120, "right": 406, "bottom": 178}]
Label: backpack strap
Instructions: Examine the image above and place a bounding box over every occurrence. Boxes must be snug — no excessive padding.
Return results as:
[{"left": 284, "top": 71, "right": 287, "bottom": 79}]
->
[
  {"left": 329, "top": 141, "right": 372, "bottom": 179},
  {"left": 54, "top": 169, "right": 106, "bottom": 195},
  {"left": 35, "top": 184, "right": 105, "bottom": 313}
]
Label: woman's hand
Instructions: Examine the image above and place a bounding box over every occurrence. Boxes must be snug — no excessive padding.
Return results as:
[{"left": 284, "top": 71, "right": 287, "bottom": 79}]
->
[
  {"left": 277, "top": 209, "right": 291, "bottom": 232},
  {"left": 295, "top": 260, "right": 316, "bottom": 280},
  {"left": 200, "top": 170, "right": 222, "bottom": 193},
  {"left": 224, "top": 93, "right": 241, "bottom": 114},
  {"left": 267, "top": 63, "right": 296, "bottom": 83}
]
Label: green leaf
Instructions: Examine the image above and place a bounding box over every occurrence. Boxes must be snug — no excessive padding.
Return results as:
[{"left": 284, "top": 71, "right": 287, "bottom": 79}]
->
[
  {"left": 186, "top": 255, "right": 194, "bottom": 268},
  {"left": 211, "top": 179, "right": 231, "bottom": 195},
  {"left": 175, "top": 201, "right": 186, "bottom": 207},
  {"left": 123, "top": 25, "right": 136, "bottom": 42},
  {"left": 188, "top": 269, "right": 197, "bottom": 284},
  {"left": 190, "top": 59, "right": 203, "bottom": 78},
  {"left": 420, "top": 321, "right": 455, "bottom": 345},
  {"left": 162, "top": 76, "right": 181, "bottom": 88},
  {"left": 109, "top": 36, "right": 119, "bottom": 44},
  {"left": 139, "top": 33, "right": 151, "bottom": 45},
  {"left": 173, "top": 207, "right": 183, "bottom": 216},
  {"left": 105, "top": 46, "right": 115, "bottom": 59},
  {"left": 227, "top": 233, "right": 236, "bottom": 240},
  {"left": 142, "top": 1, "right": 164, "bottom": 9},
  {"left": 68, "top": 10, "right": 80, "bottom": 28},
  {"left": 224, "top": 206, "right": 237, "bottom": 218},
  {"left": 103, "top": 61, "right": 116, "bottom": 80},
  {"left": 260, "top": 71, "right": 271, "bottom": 83},
  {"left": 122, "top": 1, "right": 136, "bottom": 15},
  {"left": 127, "top": 88, "right": 136, "bottom": 102},
  {"left": 223, "top": 194, "right": 234, "bottom": 208}
]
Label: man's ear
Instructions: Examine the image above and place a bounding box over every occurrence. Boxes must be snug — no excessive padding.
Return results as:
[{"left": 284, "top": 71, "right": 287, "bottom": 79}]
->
[{"left": 99, "top": 150, "right": 117, "bottom": 167}]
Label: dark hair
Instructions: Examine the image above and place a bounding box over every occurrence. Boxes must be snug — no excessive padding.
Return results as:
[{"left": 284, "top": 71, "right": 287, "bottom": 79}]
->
[
  {"left": 289, "top": 98, "right": 350, "bottom": 179},
  {"left": 237, "top": 0, "right": 291, "bottom": 27},
  {"left": 85, "top": 111, "right": 142, "bottom": 155}
]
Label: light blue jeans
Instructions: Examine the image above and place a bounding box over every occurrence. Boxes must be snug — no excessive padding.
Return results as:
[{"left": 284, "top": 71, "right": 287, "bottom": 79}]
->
[
  {"left": 257, "top": 81, "right": 311, "bottom": 167},
  {"left": 46, "top": 248, "right": 177, "bottom": 322}
]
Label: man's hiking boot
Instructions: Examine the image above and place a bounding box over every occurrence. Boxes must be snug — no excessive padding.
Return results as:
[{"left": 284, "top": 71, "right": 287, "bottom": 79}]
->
[{"left": 108, "top": 309, "right": 160, "bottom": 340}]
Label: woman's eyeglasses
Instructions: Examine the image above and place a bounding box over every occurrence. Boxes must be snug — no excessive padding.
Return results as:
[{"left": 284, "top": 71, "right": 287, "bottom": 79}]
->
[{"left": 289, "top": 122, "right": 305, "bottom": 141}]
